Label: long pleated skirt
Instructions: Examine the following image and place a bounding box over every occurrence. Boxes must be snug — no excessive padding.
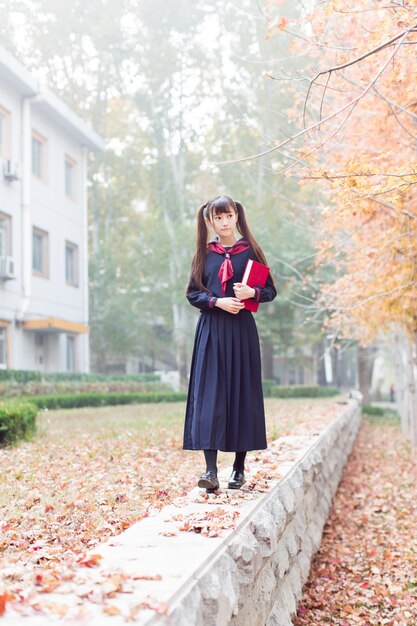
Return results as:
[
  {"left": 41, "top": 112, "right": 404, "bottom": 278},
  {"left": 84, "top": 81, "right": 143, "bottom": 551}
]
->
[{"left": 183, "top": 308, "right": 267, "bottom": 452}]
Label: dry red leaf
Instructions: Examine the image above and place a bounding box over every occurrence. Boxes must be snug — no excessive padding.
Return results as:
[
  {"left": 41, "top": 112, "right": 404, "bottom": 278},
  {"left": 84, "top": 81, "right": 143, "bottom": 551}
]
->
[
  {"left": 76, "top": 553, "right": 103, "bottom": 568},
  {"left": 0, "top": 399, "right": 343, "bottom": 615},
  {"left": 34, "top": 570, "right": 61, "bottom": 593},
  {"left": 103, "top": 604, "right": 121, "bottom": 615},
  {"left": 0, "top": 592, "right": 13, "bottom": 616},
  {"left": 294, "top": 419, "right": 417, "bottom": 625}
]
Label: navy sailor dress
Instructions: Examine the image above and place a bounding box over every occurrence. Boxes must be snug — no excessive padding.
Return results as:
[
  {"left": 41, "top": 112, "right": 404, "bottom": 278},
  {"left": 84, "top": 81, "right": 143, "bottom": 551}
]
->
[{"left": 183, "top": 238, "right": 277, "bottom": 452}]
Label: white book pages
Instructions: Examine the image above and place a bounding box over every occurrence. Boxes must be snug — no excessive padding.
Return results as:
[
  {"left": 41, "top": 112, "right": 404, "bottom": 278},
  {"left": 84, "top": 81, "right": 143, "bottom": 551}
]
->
[{"left": 241, "top": 259, "right": 253, "bottom": 285}]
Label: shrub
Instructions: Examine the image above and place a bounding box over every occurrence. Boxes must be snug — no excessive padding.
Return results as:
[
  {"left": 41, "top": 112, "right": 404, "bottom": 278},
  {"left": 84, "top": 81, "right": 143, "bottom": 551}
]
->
[
  {"left": 0, "top": 369, "right": 161, "bottom": 383},
  {"left": 27, "top": 391, "right": 187, "bottom": 410},
  {"left": 270, "top": 385, "right": 340, "bottom": 398},
  {"left": 262, "top": 379, "right": 276, "bottom": 397},
  {"left": 0, "top": 369, "right": 42, "bottom": 383},
  {"left": 362, "top": 404, "right": 385, "bottom": 416},
  {"left": 0, "top": 401, "right": 38, "bottom": 446},
  {"left": 0, "top": 379, "right": 169, "bottom": 398}
]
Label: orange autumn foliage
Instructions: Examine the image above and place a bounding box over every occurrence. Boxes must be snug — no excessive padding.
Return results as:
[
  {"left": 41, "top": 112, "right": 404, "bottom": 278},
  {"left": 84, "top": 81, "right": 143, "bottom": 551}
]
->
[{"left": 267, "top": 1, "right": 417, "bottom": 343}]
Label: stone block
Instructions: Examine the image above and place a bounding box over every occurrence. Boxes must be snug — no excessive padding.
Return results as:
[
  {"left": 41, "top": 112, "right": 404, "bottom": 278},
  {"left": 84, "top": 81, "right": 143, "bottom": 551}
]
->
[
  {"left": 266, "top": 605, "right": 293, "bottom": 626},
  {"left": 228, "top": 527, "right": 258, "bottom": 566},
  {"left": 283, "top": 526, "right": 299, "bottom": 561},
  {"left": 229, "top": 562, "right": 276, "bottom": 626},
  {"left": 267, "top": 498, "right": 289, "bottom": 542},
  {"left": 166, "top": 585, "right": 204, "bottom": 626},
  {"left": 299, "top": 532, "right": 314, "bottom": 563},
  {"left": 308, "top": 515, "right": 325, "bottom": 551},
  {"left": 298, "top": 552, "right": 312, "bottom": 585},
  {"left": 250, "top": 510, "right": 278, "bottom": 558},
  {"left": 279, "top": 577, "right": 297, "bottom": 618},
  {"left": 277, "top": 482, "right": 296, "bottom": 518},
  {"left": 273, "top": 540, "right": 290, "bottom": 580},
  {"left": 289, "top": 467, "right": 305, "bottom": 507},
  {"left": 288, "top": 561, "right": 303, "bottom": 602},
  {"left": 199, "top": 552, "right": 239, "bottom": 626},
  {"left": 302, "top": 489, "right": 317, "bottom": 524},
  {"left": 229, "top": 525, "right": 265, "bottom": 586},
  {"left": 293, "top": 510, "right": 307, "bottom": 548}
]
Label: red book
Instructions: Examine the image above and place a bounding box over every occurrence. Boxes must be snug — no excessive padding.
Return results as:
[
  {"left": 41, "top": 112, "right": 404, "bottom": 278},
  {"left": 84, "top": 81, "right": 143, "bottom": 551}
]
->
[{"left": 241, "top": 259, "right": 270, "bottom": 312}]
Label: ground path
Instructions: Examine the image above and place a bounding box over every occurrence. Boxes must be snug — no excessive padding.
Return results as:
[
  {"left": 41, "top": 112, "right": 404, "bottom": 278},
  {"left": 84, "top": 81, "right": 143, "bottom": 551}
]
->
[{"left": 294, "top": 413, "right": 417, "bottom": 626}]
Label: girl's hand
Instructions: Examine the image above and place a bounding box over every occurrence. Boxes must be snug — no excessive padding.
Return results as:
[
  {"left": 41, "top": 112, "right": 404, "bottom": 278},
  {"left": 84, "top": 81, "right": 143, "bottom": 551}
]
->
[
  {"left": 215, "top": 297, "right": 245, "bottom": 314},
  {"left": 233, "top": 282, "right": 256, "bottom": 301}
]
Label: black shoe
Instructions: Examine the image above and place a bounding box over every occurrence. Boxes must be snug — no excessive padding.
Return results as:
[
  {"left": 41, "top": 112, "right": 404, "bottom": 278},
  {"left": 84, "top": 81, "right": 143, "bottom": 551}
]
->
[
  {"left": 228, "top": 470, "right": 245, "bottom": 490},
  {"left": 198, "top": 471, "right": 219, "bottom": 492}
]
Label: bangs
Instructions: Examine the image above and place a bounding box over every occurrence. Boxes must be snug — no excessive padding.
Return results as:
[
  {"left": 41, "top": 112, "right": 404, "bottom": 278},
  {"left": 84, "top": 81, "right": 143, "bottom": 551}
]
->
[{"left": 210, "top": 196, "right": 236, "bottom": 216}]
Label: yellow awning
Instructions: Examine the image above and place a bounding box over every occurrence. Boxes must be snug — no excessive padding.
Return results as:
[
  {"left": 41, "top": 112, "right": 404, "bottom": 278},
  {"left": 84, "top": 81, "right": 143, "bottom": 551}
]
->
[{"left": 22, "top": 317, "right": 89, "bottom": 334}]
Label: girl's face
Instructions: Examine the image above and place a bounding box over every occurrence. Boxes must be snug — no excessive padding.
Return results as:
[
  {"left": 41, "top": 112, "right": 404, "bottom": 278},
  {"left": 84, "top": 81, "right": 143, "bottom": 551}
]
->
[{"left": 208, "top": 207, "right": 238, "bottom": 241}]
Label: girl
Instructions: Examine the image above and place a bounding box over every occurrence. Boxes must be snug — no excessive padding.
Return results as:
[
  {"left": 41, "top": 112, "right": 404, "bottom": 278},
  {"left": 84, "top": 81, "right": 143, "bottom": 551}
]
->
[{"left": 183, "top": 196, "right": 277, "bottom": 492}]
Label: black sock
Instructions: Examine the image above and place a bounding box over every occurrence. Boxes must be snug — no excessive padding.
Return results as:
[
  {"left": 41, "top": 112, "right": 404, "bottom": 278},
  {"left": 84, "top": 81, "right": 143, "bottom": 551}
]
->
[
  {"left": 233, "top": 451, "right": 247, "bottom": 473},
  {"left": 204, "top": 449, "right": 218, "bottom": 475}
]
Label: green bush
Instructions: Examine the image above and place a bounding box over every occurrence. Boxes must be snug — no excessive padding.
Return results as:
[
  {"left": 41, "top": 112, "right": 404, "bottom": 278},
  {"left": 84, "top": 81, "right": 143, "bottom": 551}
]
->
[
  {"left": 362, "top": 404, "right": 385, "bottom": 416},
  {"left": 0, "top": 379, "right": 169, "bottom": 398},
  {"left": 27, "top": 391, "right": 187, "bottom": 410},
  {"left": 270, "top": 385, "right": 340, "bottom": 398},
  {"left": 0, "top": 401, "right": 38, "bottom": 446},
  {"left": 262, "top": 379, "right": 276, "bottom": 397},
  {"left": 0, "top": 369, "right": 42, "bottom": 383},
  {"left": 0, "top": 369, "right": 161, "bottom": 383}
]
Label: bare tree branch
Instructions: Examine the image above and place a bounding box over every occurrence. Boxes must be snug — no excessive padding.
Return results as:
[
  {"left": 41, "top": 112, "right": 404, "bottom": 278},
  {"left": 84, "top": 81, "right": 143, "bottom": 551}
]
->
[
  {"left": 213, "top": 27, "right": 413, "bottom": 166},
  {"left": 304, "top": 25, "right": 417, "bottom": 129}
]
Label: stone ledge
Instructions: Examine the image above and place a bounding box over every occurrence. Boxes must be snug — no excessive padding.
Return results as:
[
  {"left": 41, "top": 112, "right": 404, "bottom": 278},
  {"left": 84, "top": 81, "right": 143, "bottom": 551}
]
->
[{"left": 3, "top": 398, "right": 361, "bottom": 625}]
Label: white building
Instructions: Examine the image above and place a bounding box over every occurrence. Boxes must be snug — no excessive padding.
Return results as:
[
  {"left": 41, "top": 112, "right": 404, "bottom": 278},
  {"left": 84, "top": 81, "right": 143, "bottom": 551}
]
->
[{"left": 0, "top": 46, "right": 104, "bottom": 372}]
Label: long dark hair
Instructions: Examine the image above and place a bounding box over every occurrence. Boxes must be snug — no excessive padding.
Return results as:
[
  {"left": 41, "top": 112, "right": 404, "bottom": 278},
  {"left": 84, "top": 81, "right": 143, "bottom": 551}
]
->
[{"left": 189, "top": 195, "right": 274, "bottom": 291}]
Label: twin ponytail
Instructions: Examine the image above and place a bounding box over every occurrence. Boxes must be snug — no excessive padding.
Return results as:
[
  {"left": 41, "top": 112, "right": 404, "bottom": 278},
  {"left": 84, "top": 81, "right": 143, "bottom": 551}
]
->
[
  {"left": 188, "top": 196, "right": 274, "bottom": 292},
  {"left": 190, "top": 202, "right": 211, "bottom": 291},
  {"left": 234, "top": 201, "right": 270, "bottom": 269}
]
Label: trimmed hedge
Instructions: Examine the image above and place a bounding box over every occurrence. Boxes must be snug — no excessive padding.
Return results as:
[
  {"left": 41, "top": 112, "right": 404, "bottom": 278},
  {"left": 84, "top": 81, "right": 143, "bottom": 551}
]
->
[
  {"left": 362, "top": 404, "right": 385, "bottom": 416},
  {"left": 0, "top": 379, "right": 169, "bottom": 398},
  {"left": 269, "top": 385, "right": 340, "bottom": 398},
  {"left": 27, "top": 391, "right": 187, "bottom": 410},
  {"left": 0, "top": 369, "right": 160, "bottom": 383},
  {"left": 262, "top": 379, "right": 276, "bottom": 396},
  {"left": 0, "top": 401, "right": 38, "bottom": 446},
  {"left": 5, "top": 385, "right": 340, "bottom": 412}
]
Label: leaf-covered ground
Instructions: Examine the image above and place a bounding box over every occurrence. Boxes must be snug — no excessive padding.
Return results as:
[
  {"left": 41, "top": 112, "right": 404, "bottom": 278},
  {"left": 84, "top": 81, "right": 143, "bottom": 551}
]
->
[
  {"left": 0, "top": 398, "right": 342, "bottom": 615},
  {"left": 294, "top": 414, "right": 417, "bottom": 626}
]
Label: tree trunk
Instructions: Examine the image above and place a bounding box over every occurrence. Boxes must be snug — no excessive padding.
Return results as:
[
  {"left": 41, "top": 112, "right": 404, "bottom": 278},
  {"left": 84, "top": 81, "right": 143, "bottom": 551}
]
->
[
  {"left": 316, "top": 341, "right": 327, "bottom": 386},
  {"left": 405, "top": 333, "right": 417, "bottom": 447},
  {"left": 393, "top": 331, "right": 409, "bottom": 437},
  {"left": 357, "top": 345, "right": 376, "bottom": 404},
  {"left": 261, "top": 338, "right": 274, "bottom": 380}
]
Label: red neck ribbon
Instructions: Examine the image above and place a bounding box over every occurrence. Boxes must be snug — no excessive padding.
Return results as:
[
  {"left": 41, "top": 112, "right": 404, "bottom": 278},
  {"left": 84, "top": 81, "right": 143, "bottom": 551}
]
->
[{"left": 207, "top": 239, "right": 249, "bottom": 296}]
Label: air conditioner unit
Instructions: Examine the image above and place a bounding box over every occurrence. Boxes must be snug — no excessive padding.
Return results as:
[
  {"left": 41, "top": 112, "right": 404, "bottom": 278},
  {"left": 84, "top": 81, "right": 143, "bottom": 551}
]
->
[
  {"left": 0, "top": 255, "right": 16, "bottom": 280},
  {"left": 3, "top": 160, "right": 20, "bottom": 182}
]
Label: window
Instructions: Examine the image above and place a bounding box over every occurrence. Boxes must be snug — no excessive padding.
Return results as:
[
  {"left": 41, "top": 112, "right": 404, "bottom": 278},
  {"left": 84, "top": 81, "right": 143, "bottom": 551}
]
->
[
  {"left": 0, "top": 212, "right": 12, "bottom": 257},
  {"left": 32, "top": 227, "right": 49, "bottom": 277},
  {"left": 65, "top": 240, "right": 79, "bottom": 286},
  {"left": 0, "top": 324, "right": 8, "bottom": 369},
  {"left": 66, "top": 335, "right": 76, "bottom": 371},
  {"left": 32, "top": 131, "right": 47, "bottom": 180},
  {"left": 0, "top": 106, "right": 11, "bottom": 158},
  {"left": 65, "top": 156, "right": 76, "bottom": 198}
]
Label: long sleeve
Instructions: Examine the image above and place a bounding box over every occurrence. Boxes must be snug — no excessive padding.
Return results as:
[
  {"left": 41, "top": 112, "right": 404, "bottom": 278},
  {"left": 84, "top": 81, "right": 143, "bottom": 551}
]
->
[
  {"left": 253, "top": 273, "right": 277, "bottom": 304},
  {"left": 186, "top": 275, "right": 218, "bottom": 311}
]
